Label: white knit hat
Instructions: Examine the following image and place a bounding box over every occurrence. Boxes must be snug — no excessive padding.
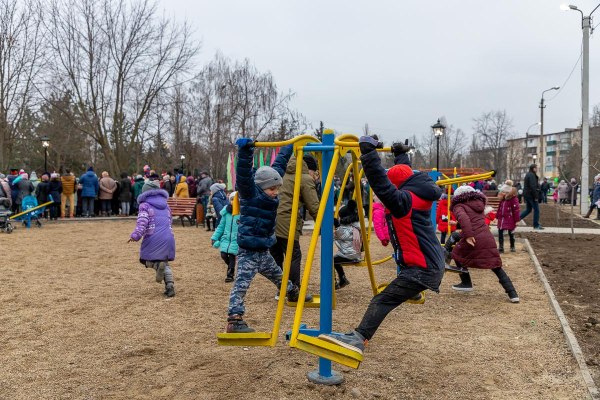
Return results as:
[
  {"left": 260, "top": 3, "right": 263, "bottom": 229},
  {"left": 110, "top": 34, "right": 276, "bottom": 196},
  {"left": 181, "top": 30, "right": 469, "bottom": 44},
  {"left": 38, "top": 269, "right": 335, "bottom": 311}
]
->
[{"left": 454, "top": 185, "right": 475, "bottom": 197}]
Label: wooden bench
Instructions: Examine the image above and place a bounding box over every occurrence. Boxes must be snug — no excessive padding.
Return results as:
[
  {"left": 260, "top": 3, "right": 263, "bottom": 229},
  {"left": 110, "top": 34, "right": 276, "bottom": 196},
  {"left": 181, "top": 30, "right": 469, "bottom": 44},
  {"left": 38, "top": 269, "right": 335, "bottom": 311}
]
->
[{"left": 167, "top": 198, "right": 197, "bottom": 227}]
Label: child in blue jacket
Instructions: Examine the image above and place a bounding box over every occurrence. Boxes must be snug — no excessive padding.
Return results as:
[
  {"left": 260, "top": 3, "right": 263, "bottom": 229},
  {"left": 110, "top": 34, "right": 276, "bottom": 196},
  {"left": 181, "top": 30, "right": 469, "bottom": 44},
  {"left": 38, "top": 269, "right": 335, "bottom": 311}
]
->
[
  {"left": 225, "top": 139, "right": 300, "bottom": 333},
  {"left": 212, "top": 191, "right": 240, "bottom": 282}
]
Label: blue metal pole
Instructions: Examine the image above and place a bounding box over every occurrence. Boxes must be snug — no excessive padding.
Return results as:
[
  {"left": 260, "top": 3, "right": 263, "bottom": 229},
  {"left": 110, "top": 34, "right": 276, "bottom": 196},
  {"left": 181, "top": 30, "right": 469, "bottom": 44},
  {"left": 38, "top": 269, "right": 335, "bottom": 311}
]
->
[
  {"left": 318, "top": 131, "right": 334, "bottom": 378},
  {"left": 429, "top": 170, "right": 441, "bottom": 229}
]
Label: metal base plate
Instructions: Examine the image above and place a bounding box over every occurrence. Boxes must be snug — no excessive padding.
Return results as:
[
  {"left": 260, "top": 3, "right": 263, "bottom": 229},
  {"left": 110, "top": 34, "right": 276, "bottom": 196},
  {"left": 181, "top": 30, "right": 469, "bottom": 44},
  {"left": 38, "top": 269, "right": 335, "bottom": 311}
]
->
[{"left": 307, "top": 369, "right": 344, "bottom": 385}]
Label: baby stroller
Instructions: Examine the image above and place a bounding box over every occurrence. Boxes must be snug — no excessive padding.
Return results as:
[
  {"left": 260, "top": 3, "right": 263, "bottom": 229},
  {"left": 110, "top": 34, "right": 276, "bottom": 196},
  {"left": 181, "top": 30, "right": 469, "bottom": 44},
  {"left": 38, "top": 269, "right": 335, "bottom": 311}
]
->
[
  {"left": 12, "top": 195, "right": 53, "bottom": 228},
  {"left": 0, "top": 200, "right": 13, "bottom": 233}
]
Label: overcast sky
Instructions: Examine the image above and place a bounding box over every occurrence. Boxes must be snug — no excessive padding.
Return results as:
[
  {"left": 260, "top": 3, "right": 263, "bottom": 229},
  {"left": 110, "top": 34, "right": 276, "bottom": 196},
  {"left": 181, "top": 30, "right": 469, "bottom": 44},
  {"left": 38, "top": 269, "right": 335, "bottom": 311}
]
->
[{"left": 160, "top": 0, "right": 600, "bottom": 144}]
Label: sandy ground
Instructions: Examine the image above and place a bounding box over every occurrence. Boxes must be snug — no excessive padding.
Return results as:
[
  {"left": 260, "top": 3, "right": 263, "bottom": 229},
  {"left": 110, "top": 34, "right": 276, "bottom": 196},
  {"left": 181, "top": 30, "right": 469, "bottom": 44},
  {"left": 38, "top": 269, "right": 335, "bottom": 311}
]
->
[{"left": 0, "top": 221, "right": 589, "bottom": 399}]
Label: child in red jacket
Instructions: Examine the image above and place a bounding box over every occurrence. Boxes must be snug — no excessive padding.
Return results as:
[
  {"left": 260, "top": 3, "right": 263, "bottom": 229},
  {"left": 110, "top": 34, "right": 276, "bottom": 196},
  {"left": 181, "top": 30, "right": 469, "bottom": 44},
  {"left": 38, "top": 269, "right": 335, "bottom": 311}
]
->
[
  {"left": 319, "top": 137, "right": 444, "bottom": 357},
  {"left": 436, "top": 193, "right": 457, "bottom": 244}
]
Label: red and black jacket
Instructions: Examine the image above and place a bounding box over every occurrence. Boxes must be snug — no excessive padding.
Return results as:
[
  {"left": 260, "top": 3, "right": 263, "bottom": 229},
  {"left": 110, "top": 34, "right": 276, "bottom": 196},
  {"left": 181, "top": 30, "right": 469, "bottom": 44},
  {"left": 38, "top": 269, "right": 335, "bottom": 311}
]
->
[{"left": 360, "top": 150, "right": 444, "bottom": 271}]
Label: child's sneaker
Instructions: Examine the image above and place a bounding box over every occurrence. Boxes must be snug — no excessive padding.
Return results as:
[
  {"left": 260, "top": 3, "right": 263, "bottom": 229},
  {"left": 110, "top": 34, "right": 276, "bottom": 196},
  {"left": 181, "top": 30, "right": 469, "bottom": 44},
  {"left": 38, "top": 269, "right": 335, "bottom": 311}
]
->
[
  {"left": 452, "top": 282, "right": 474, "bottom": 292},
  {"left": 225, "top": 276, "right": 234, "bottom": 283},
  {"left": 155, "top": 261, "right": 166, "bottom": 283},
  {"left": 164, "top": 283, "right": 175, "bottom": 297},
  {"left": 318, "top": 330, "right": 367, "bottom": 355},
  {"left": 510, "top": 247, "right": 516, "bottom": 253},
  {"left": 226, "top": 315, "right": 255, "bottom": 333},
  {"left": 287, "top": 286, "right": 313, "bottom": 303},
  {"left": 338, "top": 276, "right": 350, "bottom": 289},
  {"left": 508, "top": 291, "right": 520, "bottom": 303}
]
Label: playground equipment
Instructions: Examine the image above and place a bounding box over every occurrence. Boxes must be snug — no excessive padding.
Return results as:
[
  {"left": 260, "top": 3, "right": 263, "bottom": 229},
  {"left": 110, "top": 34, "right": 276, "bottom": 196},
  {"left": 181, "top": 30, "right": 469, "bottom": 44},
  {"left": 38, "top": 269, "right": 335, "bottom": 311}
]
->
[
  {"left": 10, "top": 195, "right": 54, "bottom": 228},
  {"left": 217, "top": 131, "right": 495, "bottom": 384}
]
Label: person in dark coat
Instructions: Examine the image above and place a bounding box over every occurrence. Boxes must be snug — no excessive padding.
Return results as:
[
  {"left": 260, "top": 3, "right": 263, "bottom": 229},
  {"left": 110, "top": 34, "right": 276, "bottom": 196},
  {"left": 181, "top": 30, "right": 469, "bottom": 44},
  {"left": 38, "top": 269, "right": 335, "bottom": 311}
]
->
[
  {"left": 186, "top": 176, "right": 197, "bottom": 198},
  {"left": 584, "top": 174, "right": 600, "bottom": 219},
  {"left": 519, "top": 164, "right": 543, "bottom": 229},
  {"left": 119, "top": 172, "right": 133, "bottom": 216},
  {"left": 540, "top": 178, "right": 550, "bottom": 204},
  {"left": 319, "top": 137, "right": 444, "bottom": 357},
  {"left": 48, "top": 173, "right": 63, "bottom": 220},
  {"left": 449, "top": 185, "right": 519, "bottom": 303},
  {"left": 35, "top": 173, "right": 51, "bottom": 219}
]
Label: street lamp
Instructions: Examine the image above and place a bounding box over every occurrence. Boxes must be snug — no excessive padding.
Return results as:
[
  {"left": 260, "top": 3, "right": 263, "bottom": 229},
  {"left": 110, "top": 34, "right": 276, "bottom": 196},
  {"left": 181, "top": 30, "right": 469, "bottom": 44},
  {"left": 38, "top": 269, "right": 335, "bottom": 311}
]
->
[
  {"left": 41, "top": 136, "right": 50, "bottom": 172},
  {"left": 562, "top": 2, "right": 600, "bottom": 212},
  {"left": 431, "top": 119, "right": 446, "bottom": 172},
  {"left": 407, "top": 148, "right": 416, "bottom": 164},
  {"left": 539, "top": 86, "right": 559, "bottom": 179},
  {"left": 180, "top": 153, "right": 185, "bottom": 174}
]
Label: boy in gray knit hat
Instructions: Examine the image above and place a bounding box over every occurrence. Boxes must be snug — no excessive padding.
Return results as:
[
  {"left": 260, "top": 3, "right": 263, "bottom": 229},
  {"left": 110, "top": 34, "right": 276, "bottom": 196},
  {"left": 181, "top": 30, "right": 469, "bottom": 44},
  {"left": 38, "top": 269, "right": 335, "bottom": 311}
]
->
[{"left": 225, "top": 138, "right": 301, "bottom": 333}]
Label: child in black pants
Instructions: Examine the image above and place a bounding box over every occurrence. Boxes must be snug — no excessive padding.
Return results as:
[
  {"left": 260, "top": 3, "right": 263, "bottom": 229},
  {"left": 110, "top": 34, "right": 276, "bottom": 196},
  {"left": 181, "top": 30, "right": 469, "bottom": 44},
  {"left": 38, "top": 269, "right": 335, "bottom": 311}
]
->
[{"left": 320, "top": 137, "right": 445, "bottom": 356}]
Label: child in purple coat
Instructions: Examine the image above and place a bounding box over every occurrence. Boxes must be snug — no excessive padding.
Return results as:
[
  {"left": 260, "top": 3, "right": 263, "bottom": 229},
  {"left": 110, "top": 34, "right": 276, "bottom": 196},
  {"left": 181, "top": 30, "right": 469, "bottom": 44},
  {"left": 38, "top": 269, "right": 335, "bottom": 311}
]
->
[
  {"left": 497, "top": 181, "right": 520, "bottom": 253},
  {"left": 128, "top": 179, "right": 176, "bottom": 297}
]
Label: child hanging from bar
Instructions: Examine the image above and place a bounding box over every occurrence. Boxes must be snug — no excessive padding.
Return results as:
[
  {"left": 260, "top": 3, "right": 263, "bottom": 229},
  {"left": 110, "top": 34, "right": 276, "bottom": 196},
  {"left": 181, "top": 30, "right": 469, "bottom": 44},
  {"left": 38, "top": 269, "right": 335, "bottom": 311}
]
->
[
  {"left": 225, "top": 139, "right": 300, "bottom": 333},
  {"left": 319, "top": 136, "right": 445, "bottom": 356}
]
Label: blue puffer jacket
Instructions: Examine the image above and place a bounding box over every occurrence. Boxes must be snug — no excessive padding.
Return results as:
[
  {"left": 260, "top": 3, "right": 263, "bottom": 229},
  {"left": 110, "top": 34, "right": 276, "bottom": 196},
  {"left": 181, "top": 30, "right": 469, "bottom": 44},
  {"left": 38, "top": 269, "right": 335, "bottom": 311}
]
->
[
  {"left": 212, "top": 206, "right": 240, "bottom": 255},
  {"left": 212, "top": 190, "right": 228, "bottom": 220},
  {"left": 592, "top": 182, "right": 600, "bottom": 204},
  {"left": 79, "top": 170, "right": 99, "bottom": 198},
  {"left": 236, "top": 144, "right": 292, "bottom": 251}
]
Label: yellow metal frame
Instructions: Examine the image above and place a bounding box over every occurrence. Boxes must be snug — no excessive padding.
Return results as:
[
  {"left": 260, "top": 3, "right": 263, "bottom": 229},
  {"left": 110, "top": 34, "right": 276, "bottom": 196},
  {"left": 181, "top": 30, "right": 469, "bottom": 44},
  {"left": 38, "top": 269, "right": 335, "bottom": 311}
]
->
[
  {"left": 10, "top": 199, "right": 54, "bottom": 219},
  {"left": 217, "top": 135, "right": 320, "bottom": 347}
]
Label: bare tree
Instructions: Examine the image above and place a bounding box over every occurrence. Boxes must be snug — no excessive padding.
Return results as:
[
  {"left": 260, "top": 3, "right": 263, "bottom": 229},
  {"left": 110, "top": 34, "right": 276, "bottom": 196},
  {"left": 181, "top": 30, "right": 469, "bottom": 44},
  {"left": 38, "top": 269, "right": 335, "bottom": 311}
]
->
[
  {"left": 471, "top": 110, "right": 513, "bottom": 178},
  {"left": 45, "top": 0, "right": 199, "bottom": 175},
  {"left": 0, "top": 0, "right": 45, "bottom": 170}
]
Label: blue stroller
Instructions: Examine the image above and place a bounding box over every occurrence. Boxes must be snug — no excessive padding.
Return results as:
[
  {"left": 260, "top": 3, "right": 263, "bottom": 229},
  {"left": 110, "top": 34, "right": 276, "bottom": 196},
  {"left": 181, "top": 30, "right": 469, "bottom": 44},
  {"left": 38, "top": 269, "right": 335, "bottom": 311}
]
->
[{"left": 11, "top": 195, "right": 53, "bottom": 228}]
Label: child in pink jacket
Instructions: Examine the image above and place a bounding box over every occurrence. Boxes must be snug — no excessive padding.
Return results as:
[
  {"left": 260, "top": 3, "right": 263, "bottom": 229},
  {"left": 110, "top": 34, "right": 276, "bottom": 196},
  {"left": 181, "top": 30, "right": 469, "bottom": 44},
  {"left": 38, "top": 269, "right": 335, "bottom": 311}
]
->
[
  {"left": 496, "top": 181, "right": 520, "bottom": 253},
  {"left": 372, "top": 196, "right": 389, "bottom": 246}
]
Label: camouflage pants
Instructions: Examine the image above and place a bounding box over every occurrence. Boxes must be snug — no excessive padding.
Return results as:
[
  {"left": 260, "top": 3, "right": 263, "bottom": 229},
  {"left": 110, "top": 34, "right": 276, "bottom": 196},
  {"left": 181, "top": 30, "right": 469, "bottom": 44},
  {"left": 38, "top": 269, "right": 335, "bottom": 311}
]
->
[{"left": 228, "top": 249, "right": 293, "bottom": 316}]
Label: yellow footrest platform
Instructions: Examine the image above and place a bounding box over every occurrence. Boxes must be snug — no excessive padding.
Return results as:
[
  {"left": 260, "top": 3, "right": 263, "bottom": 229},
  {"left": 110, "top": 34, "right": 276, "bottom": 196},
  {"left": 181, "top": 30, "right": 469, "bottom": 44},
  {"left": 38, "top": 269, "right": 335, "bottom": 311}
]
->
[
  {"left": 293, "top": 333, "right": 363, "bottom": 369},
  {"left": 216, "top": 331, "right": 273, "bottom": 347},
  {"left": 286, "top": 295, "right": 322, "bottom": 309}
]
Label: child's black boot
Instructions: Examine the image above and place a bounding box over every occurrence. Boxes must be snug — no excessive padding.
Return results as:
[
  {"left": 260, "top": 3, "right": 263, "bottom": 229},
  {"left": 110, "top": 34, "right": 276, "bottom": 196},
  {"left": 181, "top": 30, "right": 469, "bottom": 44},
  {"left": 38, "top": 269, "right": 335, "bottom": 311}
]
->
[
  {"left": 452, "top": 272, "right": 473, "bottom": 292},
  {"left": 226, "top": 315, "right": 255, "bottom": 333}
]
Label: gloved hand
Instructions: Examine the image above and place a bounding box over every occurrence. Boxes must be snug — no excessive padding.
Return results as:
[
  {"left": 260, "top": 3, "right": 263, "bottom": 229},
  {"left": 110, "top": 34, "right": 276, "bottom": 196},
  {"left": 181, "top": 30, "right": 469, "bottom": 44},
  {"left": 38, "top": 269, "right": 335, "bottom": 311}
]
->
[
  {"left": 235, "top": 138, "right": 255, "bottom": 149},
  {"left": 380, "top": 239, "right": 389, "bottom": 247},
  {"left": 359, "top": 135, "right": 383, "bottom": 154},
  {"left": 391, "top": 139, "right": 412, "bottom": 156}
]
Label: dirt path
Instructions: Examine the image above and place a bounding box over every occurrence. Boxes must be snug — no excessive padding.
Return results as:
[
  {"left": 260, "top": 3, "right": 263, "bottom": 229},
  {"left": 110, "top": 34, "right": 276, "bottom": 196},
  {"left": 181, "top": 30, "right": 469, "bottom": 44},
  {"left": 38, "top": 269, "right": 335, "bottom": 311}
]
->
[{"left": 0, "top": 221, "right": 588, "bottom": 399}]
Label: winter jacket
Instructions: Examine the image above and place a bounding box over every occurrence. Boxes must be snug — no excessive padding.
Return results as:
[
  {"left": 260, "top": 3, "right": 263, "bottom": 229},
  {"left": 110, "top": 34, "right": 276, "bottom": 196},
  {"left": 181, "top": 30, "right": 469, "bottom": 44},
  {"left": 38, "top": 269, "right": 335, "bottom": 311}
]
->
[
  {"left": 592, "top": 182, "right": 600, "bottom": 204},
  {"left": 132, "top": 178, "right": 145, "bottom": 202},
  {"left": 99, "top": 177, "right": 117, "bottom": 200},
  {"left": 372, "top": 202, "right": 389, "bottom": 244},
  {"left": 35, "top": 181, "right": 50, "bottom": 204},
  {"left": 16, "top": 178, "right": 34, "bottom": 205},
  {"left": 558, "top": 181, "right": 570, "bottom": 200},
  {"left": 523, "top": 170, "right": 539, "bottom": 200},
  {"left": 61, "top": 174, "right": 77, "bottom": 195},
  {"left": 360, "top": 148, "right": 444, "bottom": 292},
  {"left": 436, "top": 198, "right": 457, "bottom": 234},
  {"left": 275, "top": 156, "right": 320, "bottom": 241},
  {"left": 79, "top": 171, "right": 99, "bottom": 198},
  {"left": 497, "top": 189, "right": 520, "bottom": 231},
  {"left": 130, "top": 189, "right": 175, "bottom": 262},
  {"left": 236, "top": 144, "right": 293, "bottom": 251},
  {"left": 174, "top": 176, "right": 189, "bottom": 198},
  {"left": 212, "top": 190, "right": 228, "bottom": 217},
  {"left": 164, "top": 179, "right": 175, "bottom": 197},
  {"left": 211, "top": 206, "right": 240, "bottom": 255},
  {"left": 119, "top": 178, "right": 133, "bottom": 202},
  {"left": 48, "top": 180, "right": 63, "bottom": 203},
  {"left": 197, "top": 176, "right": 213, "bottom": 197},
  {"left": 0, "top": 178, "right": 11, "bottom": 207},
  {"left": 334, "top": 220, "right": 362, "bottom": 261},
  {"left": 451, "top": 191, "right": 502, "bottom": 269},
  {"left": 187, "top": 176, "right": 197, "bottom": 198}
]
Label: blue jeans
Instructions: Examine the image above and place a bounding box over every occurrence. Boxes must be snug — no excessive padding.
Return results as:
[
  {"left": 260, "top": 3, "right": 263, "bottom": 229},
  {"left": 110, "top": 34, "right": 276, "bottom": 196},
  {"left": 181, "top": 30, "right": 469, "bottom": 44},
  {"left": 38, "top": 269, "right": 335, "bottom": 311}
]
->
[{"left": 519, "top": 196, "right": 540, "bottom": 228}]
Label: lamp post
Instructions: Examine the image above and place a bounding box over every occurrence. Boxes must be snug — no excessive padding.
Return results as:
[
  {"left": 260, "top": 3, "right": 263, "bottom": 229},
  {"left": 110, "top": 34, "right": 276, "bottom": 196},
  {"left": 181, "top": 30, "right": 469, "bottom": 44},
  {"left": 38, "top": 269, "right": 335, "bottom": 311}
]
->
[
  {"left": 562, "top": 3, "right": 599, "bottom": 213},
  {"left": 41, "top": 136, "right": 50, "bottom": 172},
  {"left": 539, "top": 86, "right": 559, "bottom": 179},
  {"left": 180, "top": 154, "right": 185, "bottom": 175},
  {"left": 431, "top": 119, "right": 446, "bottom": 172}
]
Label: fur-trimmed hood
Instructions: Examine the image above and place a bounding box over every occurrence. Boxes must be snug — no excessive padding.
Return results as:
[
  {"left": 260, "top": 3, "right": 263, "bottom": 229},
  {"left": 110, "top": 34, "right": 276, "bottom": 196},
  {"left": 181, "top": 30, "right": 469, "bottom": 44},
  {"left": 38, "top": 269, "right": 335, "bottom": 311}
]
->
[{"left": 451, "top": 190, "right": 486, "bottom": 214}]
